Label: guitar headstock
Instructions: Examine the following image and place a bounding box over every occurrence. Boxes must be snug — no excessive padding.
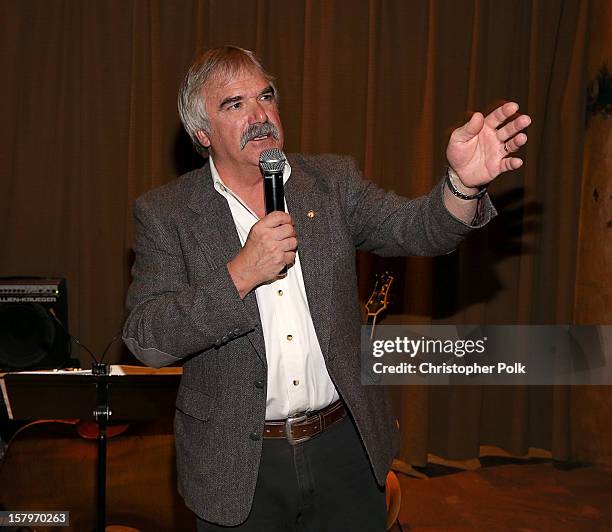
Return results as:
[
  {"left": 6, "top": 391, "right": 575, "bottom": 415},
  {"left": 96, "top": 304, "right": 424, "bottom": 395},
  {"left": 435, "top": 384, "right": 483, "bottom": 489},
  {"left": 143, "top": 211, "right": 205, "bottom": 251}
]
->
[{"left": 365, "top": 272, "right": 394, "bottom": 320}]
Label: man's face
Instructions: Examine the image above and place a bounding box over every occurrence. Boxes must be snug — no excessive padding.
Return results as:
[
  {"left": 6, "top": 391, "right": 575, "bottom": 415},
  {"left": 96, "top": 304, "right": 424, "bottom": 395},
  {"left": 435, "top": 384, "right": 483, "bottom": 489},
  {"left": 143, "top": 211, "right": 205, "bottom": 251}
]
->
[{"left": 196, "top": 68, "right": 284, "bottom": 172}]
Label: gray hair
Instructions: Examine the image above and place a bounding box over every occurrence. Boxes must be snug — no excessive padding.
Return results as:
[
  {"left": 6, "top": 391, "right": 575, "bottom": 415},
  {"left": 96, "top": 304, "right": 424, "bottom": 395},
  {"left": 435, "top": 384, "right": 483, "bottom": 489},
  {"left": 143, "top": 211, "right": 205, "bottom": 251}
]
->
[{"left": 178, "top": 45, "right": 278, "bottom": 155}]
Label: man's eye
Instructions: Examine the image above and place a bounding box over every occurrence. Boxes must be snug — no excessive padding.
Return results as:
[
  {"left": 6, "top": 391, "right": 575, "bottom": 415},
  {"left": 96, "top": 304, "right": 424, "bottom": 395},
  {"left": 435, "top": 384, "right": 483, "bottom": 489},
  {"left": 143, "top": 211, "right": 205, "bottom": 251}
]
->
[
  {"left": 227, "top": 102, "right": 242, "bottom": 110},
  {"left": 260, "top": 93, "right": 274, "bottom": 101}
]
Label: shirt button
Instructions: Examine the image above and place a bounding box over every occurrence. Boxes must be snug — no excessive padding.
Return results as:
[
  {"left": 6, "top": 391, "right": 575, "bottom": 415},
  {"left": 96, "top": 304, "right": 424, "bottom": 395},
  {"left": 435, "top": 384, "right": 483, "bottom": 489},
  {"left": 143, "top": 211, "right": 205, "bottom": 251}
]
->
[
  {"left": 277, "top": 289, "right": 283, "bottom": 296},
  {"left": 254, "top": 379, "right": 265, "bottom": 389},
  {"left": 287, "top": 334, "right": 293, "bottom": 341},
  {"left": 249, "top": 432, "right": 261, "bottom": 441},
  {"left": 307, "top": 210, "right": 316, "bottom": 219},
  {"left": 293, "top": 380, "right": 300, "bottom": 386}
]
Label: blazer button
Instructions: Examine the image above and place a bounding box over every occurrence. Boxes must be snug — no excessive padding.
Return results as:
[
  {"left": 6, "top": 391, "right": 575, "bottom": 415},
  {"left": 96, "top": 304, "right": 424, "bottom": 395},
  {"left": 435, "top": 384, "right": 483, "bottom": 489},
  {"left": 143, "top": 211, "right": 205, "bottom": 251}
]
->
[
  {"left": 254, "top": 379, "right": 264, "bottom": 389},
  {"left": 249, "top": 432, "right": 261, "bottom": 441}
]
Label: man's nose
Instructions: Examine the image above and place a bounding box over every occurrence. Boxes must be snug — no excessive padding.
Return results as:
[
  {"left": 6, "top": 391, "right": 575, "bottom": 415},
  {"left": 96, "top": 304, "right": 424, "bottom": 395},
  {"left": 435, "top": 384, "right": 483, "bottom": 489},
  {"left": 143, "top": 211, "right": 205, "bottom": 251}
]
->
[{"left": 248, "top": 99, "right": 267, "bottom": 124}]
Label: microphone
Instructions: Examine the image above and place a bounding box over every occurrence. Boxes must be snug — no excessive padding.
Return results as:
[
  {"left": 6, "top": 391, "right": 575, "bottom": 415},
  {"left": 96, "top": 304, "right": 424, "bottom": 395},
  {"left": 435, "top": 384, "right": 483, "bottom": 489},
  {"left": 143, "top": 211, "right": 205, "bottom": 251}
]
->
[
  {"left": 260, "top": 148, "right": 286, "bottom": 213},
  {"left": 259, "top": 148, "right": 287, "bottom": 275}
]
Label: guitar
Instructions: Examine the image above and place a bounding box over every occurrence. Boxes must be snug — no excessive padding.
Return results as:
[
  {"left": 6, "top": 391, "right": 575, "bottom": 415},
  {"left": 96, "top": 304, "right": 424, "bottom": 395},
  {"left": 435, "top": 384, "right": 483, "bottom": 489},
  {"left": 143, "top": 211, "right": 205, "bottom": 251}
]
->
[{"left": 364, "top": 272, "right": 394, "bottom": 341}]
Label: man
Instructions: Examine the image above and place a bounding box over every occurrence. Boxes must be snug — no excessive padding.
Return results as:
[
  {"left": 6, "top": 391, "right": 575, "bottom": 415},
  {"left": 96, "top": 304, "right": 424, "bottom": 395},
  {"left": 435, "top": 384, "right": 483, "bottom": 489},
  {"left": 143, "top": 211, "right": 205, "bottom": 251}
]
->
[{"left": 122, "top": 46, "right": 530, "bottom": 530}]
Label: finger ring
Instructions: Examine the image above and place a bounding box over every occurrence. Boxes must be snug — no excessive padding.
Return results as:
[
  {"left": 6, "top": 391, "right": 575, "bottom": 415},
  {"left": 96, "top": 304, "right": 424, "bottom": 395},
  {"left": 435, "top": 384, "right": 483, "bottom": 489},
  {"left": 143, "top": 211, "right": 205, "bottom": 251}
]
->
[{"left": 504, "top": 143, "right": 509, "bottom": 153}]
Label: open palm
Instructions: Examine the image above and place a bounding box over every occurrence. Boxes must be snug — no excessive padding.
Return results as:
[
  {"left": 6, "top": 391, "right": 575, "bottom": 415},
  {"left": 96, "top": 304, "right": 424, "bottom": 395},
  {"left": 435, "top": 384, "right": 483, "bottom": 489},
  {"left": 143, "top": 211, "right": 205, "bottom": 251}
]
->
[{"left": 446, "top": 102, "right": 531, "bottom": 188}]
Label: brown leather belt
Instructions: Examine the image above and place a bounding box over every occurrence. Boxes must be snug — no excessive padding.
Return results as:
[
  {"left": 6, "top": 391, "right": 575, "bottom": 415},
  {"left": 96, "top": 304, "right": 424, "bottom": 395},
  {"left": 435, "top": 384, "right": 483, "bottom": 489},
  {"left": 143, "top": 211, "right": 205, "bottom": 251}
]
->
[{"left": 263, "top": 400, "right": 346, "bottom": 445}]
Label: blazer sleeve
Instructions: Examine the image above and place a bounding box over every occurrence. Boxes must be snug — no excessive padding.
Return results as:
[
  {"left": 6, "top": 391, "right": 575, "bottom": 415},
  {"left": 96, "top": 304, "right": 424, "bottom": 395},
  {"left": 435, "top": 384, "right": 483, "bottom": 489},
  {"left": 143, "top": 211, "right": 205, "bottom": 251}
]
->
[
  {"left": 335, "top": 156, "right": 497, "bottom": 256},
  {"left": 122, "top": 196, "right": 256, "bottom": 368}
]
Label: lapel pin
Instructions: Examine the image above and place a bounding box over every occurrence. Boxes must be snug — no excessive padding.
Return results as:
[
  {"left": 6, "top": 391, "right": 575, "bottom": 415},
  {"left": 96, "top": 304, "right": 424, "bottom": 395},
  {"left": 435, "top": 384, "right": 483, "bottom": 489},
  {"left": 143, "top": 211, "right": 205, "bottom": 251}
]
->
[{"left": 307, "top": 210, "right": 316, "bottom": 219}]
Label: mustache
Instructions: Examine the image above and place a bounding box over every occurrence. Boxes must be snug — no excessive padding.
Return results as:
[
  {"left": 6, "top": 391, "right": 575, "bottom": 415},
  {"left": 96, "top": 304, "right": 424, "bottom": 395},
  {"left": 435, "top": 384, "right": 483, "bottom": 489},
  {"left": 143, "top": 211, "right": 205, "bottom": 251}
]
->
[{"left": 240, "top": 122, "right": 280, "bottom": 150}]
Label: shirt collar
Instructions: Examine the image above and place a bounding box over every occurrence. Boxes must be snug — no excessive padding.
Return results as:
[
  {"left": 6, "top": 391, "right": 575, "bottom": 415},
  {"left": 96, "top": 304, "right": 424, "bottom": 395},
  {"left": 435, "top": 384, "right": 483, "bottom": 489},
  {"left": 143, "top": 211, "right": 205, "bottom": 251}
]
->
[{"left": 209, "top": 153, "right": 292, "bottom": 194}]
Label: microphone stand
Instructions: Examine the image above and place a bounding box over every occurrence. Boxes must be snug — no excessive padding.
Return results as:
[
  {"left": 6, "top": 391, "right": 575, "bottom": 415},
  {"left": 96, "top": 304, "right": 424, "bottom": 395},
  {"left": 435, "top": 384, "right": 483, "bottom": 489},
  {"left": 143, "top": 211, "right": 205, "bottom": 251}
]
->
[
  {"left": 47, "top": 309, "right": 120, "bottom": 531},
  {"left": 92, "top": 362, "right": 111, "bottom": 532}
]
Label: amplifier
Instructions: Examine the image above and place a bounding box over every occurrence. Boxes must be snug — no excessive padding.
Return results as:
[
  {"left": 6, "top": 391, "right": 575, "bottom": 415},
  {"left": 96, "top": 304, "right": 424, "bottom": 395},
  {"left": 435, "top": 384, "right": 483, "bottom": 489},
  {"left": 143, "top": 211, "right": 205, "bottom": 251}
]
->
[{"left": 0, "top": 278, "right": 73, "bottom": 370}]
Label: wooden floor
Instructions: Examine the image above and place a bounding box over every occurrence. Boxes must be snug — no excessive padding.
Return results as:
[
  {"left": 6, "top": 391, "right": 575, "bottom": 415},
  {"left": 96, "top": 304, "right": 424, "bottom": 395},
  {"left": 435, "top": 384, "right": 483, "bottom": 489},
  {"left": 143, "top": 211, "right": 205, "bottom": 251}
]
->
[
  {"left": 3, "top": 423, "right": 611, "bottom": 530},
  {"left": 388, "top": 460, "right": 612, "bottom": 531}
]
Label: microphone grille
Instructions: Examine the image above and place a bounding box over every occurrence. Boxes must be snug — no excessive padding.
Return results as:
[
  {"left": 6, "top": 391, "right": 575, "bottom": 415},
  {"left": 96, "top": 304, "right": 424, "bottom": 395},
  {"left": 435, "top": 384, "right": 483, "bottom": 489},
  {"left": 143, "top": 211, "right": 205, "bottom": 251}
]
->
[{"left": 259, "top": 148, "right": 286, "bottom": 172}]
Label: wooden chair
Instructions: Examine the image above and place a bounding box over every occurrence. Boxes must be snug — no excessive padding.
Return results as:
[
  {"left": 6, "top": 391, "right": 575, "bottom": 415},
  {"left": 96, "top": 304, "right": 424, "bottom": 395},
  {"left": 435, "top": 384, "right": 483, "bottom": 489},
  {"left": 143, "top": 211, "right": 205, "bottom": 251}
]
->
[{"left": 385, "top": 470, "right": 402, "bottom": 530}]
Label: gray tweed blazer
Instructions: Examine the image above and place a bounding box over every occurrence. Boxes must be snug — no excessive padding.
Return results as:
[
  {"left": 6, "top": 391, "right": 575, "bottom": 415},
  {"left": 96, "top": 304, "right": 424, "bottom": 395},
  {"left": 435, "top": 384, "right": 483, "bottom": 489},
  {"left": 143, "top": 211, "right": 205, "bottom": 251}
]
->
[{"left": 122, "top": 154, "right": 495, "bottom": 525}]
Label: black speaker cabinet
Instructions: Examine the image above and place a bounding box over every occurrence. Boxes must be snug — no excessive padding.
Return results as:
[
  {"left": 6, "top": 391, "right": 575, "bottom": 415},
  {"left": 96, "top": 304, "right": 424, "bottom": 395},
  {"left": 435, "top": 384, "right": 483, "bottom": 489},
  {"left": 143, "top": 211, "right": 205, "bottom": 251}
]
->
[{"left": 0, "top": 278, "right": 72, "bottom": 370}]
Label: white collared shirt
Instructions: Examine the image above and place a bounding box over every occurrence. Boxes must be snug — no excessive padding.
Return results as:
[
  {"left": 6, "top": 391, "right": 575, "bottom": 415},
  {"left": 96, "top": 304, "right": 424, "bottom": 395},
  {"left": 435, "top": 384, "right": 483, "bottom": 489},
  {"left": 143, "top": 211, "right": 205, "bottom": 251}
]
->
[{"left": 209, "top": 156, "right": 339, "bottom": 420}]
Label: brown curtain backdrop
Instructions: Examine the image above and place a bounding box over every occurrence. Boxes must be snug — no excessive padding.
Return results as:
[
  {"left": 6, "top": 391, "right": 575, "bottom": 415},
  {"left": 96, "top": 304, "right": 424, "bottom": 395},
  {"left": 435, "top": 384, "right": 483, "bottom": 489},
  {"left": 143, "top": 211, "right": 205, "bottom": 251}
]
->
[
  {"left": 0, "top": 0, "right": 592, "bottom": 464},
  {"left": 572, "top": 0, "right": 612, "bottom": 467}
]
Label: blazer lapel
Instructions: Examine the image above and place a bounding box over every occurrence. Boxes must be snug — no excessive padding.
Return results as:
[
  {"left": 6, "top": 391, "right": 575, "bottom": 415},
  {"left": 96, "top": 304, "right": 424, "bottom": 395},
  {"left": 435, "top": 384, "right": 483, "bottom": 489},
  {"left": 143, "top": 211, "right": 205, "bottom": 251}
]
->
[
  {"left": 187, "top": 164, "right": 266, "bottom": 364},
  {"left": 286, "top": 159, "right": 335, "bottom": 361}
]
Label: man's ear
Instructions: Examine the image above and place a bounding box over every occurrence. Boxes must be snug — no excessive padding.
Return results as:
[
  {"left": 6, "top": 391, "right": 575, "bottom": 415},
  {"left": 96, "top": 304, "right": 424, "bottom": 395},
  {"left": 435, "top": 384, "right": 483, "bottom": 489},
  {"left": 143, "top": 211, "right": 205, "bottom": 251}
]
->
[{"left": 195, "top": 130, "right": 211, "bottom": 149}]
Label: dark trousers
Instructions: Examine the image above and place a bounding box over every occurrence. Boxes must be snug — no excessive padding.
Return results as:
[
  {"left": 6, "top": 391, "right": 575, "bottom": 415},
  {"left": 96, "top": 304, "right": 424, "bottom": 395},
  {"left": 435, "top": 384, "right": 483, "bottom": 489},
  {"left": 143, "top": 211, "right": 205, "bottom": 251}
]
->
[{"left": 196, "top": 414, "right": 386, "bottom": 531}]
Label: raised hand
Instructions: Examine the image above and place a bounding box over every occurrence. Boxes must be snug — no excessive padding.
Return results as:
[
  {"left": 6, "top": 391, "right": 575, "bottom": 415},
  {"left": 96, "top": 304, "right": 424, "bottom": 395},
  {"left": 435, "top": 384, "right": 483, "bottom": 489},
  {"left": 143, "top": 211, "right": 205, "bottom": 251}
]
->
[{"left": 446, "top": 102, "right": 531, "bottom": 189}]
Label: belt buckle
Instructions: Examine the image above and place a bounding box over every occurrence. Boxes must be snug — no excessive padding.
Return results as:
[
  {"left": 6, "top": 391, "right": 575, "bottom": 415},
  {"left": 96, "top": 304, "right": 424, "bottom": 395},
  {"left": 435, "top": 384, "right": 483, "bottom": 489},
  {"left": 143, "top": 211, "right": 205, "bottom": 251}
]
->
[{"left": 284, "top": 413, "right": 309, "bottom": 445}]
